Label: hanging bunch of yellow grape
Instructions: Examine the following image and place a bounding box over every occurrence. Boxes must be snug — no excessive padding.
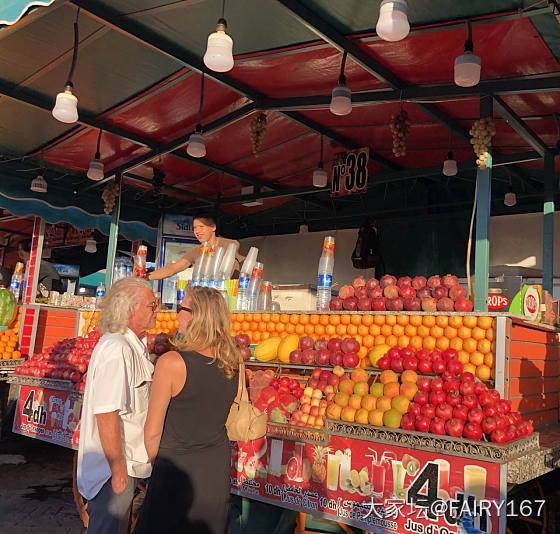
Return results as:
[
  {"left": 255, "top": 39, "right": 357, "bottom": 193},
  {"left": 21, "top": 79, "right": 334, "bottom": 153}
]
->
[
  {"left": 102, "top": 182, "right": 119, "bottom": 215},
  {"left": 249, "top": 113, "right": 267, "bottom": 155},
  {"left": 470, "top": 117, "right": 496, "bottom": 169},
  {"left": 390, "top": 110, "right": 411, "bottom": 157}
]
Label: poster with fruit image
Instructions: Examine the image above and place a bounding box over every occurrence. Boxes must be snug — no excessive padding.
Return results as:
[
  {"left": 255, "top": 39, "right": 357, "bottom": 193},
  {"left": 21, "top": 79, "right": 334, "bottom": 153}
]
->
[{"left": 231, "top": 435, "right": 501, "bottom": 534}]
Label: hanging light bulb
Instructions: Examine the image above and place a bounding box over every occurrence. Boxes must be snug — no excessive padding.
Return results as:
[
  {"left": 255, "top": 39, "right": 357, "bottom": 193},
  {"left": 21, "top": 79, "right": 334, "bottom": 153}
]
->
[
  {"left": 84, "top": 238, "right": 97, "bottom": 253},
  {"left": 504, "top": 189, "right": 517, "bottom": 207},
  {"left": 203, "top": 0, "right": 234, "bottom": 72},
  {"left": 299, "top": 223, "right": 309, "bottom": 234},
  {"left": 442, "top": 151, "right": 458, "bottom": 177},
  {"left": 87, "top": 129, "right": 104, "bottom": 181},
  {"left": 30, "top": 173, "right": 47, "bottom": 193},
  {"left": 187, "top": 130, "right": 206, "bottom": 158},
  {"left": 52, "top": 11, "right": 80, "bottom": 123},
  {"left": 376, "top": 0, "right": 410, "bottom": 42},
  {"left": 454, "top": 21, "right": 481, "bottom": 87},
  {"left": 313, "top": 136, "right": 328, "bottom": 187},
  {"left": 330, "top": 52, "right": 352, "bottom": 116}
]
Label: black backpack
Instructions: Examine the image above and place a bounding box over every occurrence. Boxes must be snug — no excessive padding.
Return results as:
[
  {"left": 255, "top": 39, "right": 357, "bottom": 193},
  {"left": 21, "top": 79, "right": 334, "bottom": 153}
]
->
[{"left": 352, "top": 219, "right": 385, "bottom": 274}]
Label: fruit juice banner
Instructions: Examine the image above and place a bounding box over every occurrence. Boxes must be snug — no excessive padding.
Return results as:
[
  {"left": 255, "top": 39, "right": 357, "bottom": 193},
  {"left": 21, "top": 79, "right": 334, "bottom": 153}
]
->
[
  {"left": 230, "top": 435, "right": 502, "bottom": 534},
  {"left": 331, "top": 148, "right": 369, "bottom": 197},
  {"left": 13, "top": 385, "right": 81, "bottom": 450}
]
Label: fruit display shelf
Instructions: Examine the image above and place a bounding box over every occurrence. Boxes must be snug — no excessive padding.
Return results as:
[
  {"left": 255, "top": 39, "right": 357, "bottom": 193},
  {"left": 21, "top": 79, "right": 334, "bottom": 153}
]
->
[
  {"left": 326, "top": 419, "right": 540, "bottom": 463},
  {"left": 8, "top": 374, "right": 80, "bottom": 393},
  {"left": 0, "top": 358, "right": 25, "bottom": 371},
  {"left": 266, "top": 421, "right": 328, "bottom": 445}
]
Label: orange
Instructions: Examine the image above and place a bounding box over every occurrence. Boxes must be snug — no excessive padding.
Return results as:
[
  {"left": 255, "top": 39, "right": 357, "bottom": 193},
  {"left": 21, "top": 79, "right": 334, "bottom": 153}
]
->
[
  {"left": 232, "top": 322, "right": 241, "bottom": 332},
  {"left": 405, "top": 324, "right": 417, "bottom": 337},
  {"left": 463, "top": 316, "right": 477, "bottom": 328},
  {"left": 386, "top": 334, "right": 398, "bottom": 347},
  {"left": 396, "top": 314, "right": 409, "bottom": 326},
  {"left": 252, "top": 332, "right": 262, "bottom": 343},
  {"left": 469, "top": 351, "right": 484, "bottom": 366},
  {"left": 477, "top": 339, "right": 491, "bottom": 354},
  {"left": 314, "top": 324, "right": 325, "bottom": 336},
  {"left": 450, "top": 337, "right": 463, "bottom": 351},
  {"left": 483, "top": 352, "right": 494, "bottom": 368},
  {"left": 486, "top": 328, "right": 494, "bottom": 341},
  {"left": 477, "top": 316, "right": 493, "bottom": 330},
  {"left": 336, "top": 324, "right": 347, "bottom": 336},
  {"left": 361, "top": 315, "right": 374, "bottom": 327},
  {"left": 375, "top": 335, "right": 387, "bottom": 346},
  {"left": 235, "top": 313, "right": 245, "bottom": 323},
  {"left": 423, "top": 336, "right": 436, "bottom": 350},
  {"left": 458, "top": 326, "right": 472, "bottom": 340},
  {"left": 374, "top": 315, "right": 386, "bottom": 326},
  {"left": 258, "top": 322, "right": 267, "bottom": 332},
  {"left": 397, "top": 335, "right": 410, "bottom": 349},
  {"left": 309, "top": 314, "right": 319, "bottom": 325},
  {"left": 471, "top": 327, "right": 486, "bottom": 341},
  {"left": 358, "top": 324, "right": 369, "bottom": 336},
  {"left": 444, "top": 326, "right": 458, "bottom": 339},
  {"left": 245, "top": 313, "right": 254, "bottom": 322},
  {"left": 295, "top": 324, "right": 305, "bottom": 335},
  {"left": 392, "top": 324, "right": 404, "bottom": 337},
  {"left": 369, "top": 324, "right": 381, "bottom": 336},
  {"left": 2, "top": 353, "right": 8, "bottom": 360},
  {"left": 156, "top": 312, "right": 165, "bottom": 321},
  {"left": 274, "top": 322, "right": 285, "bottom": 333},
  {"left": 363, "top": 335, "right": 374, "bottom": 348},
  {"left": 262, "top": 313, "right": 271, "bottom": 323},
  {"left": 476, "top": 364, "right": 491, "bottom": 381},
  {"left": 358, "top": 346, "right": 368, "bottom": 359},
  {"left": 253, "top": 313, "right": 262, "bottom": 322},
  {"left": 410, "top": 315, "right": 423, "bottom": 326},
  {"left": 385, "top": 315, "right": 397, "bottom": 326},
  {"left": 354, "top": 335, "right": 363, "bottom": 346},
  {"left": 329, "top": 314, "right": 340, "bottom": 326},
  {"left": 457, "top": 350, "right": 470, "bottom": 365},
  {"left": 304, "top": 324, "right": 314, "bottom": 335},
  {"left": 463, "top": 363, "right": 477, "bottom": 375},
  {"left": 435, "top": 315, "right": 449, "bottom": 329},
  {"left": 266, "top": 321, "right": 277, "bottom": 332},
  {"left": 242, "top": 321, "right": 251, "bottom": 332},
  {"left": 430, "top": 326, "right": 444, "bottom": 339},
  {"left": 417, "top": 325, "right": 430, "bottom": 338},
  {"left": 250, "top": 322, "right": 259, "bottom": 331},
  {"left": 325, "top": 324, "right": 336, "bottom": 337},
  {"left": 12, "top": 350, "right": 21, "bottom": 359},
  {"left": 280, "top": 313, "right": 290, "bottom": 324},
  {"left": 381, "top": 324, "right": 393, "bottom": 337},
  {"left": 410, "top": 336, "right": 423, "bottom": 350},
  {"left": 320, "top": 314, "right": 330, "bottom": 326},
  {"left": 347, "top": 324, "right": 358, "bottom": 336},
  {"left": 297, "top": 313, "right": 307, "bottom": 324},
  {"left": 436, "top": 336, "right": 450, "bottom": 351},
  {"left": 285, "top": 323, "right": 296, "bottom": 334},
  {"left": 422, "top": 315, "right": 436, "bottom": 328},
  {"left": 351, "top": 314, "right": 362, "bottom": 326},
  {"left": 289, "top": 313, "right": 299, "bottom": 324},
  {"left": 340, "top": 314, "right": 350, "bottom": 325},
  {"left": 261, "top": 332, "right": 270, "bottom": 341},
  {"left": 463, "top": 338, "right": 478, "bottom": 353}
]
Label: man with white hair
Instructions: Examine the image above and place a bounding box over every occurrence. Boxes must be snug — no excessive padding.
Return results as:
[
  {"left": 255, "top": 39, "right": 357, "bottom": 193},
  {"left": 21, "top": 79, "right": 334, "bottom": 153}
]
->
[{"left": 77, "top": 277, "right": 157, "bottom": 534}]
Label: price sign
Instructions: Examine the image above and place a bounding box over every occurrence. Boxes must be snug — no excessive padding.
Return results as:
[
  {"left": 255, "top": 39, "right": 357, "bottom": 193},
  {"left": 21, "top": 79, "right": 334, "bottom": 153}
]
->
[{"left": 331, "top": 148, "right": 369, "bottom": 197}]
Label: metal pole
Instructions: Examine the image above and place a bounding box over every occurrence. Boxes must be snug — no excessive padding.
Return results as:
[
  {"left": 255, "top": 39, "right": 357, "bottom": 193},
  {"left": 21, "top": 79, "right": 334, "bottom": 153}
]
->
[
  {"left": 104, "top": 176, "right": 122, "bottom": 289},
  {"left": 542, "top": 152, "right": 555, "bottom": 294},
  {"left": 473, "top": 96, "right": 493, "bottom": 312}
]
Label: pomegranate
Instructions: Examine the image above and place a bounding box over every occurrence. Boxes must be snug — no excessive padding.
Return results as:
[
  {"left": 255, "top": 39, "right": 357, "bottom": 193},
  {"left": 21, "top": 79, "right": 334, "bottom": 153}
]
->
[
  {"left": 355, "top": 286, "right": 368, "bottom": 299},
  {"left": 427, "top": 275, "right": 441, "bottom": 288},
  {"left": 383, "top": 285, "right": 400, "bottom": 298},
  {"left": 400, "top": 285, "right": 416, "bottom": 299},
  {"left": 366, "top": 277, "right": 380, "bottom": 290},
  {"left": 441, "top": 274, "right": 459, "bottom": 288},
  {"left": 437, "top": 297, "right": 455, "bottom": 312},
  {"left": 416, "top": 287, "right": 431, "bottom": 299},
  {"left": 411, "top": 276, "right": 427, "bottom": 289},
  {"left": 372, "top": 297, "right": 386, "bottom": 311},
  {"left": 357, "top": 298, "right": 372, "bottom": 311},
  {"left": 380, "top": 274, "right": 397, "bottom": 288},
  {"left": 397, "top": 276, "right": 412, "bottom": 287},
  {"left": 352, "top": 275, "right": 367, "bottom": 289},
  {"left": 386, "top": 298, "right": 404, "bottom": 311},
  {"left": 421, "top": 297, "right": 437, "bottom": 312},
  {"left": 339, "top": 285, "right": 355, "bottom": 299},
  {"left": 343, "top": 297, "right": 358, "bottom": 311},
  {"left": 432, "top": 286, "right": 448, "bottom": 299},
  {"left": 404, "top": 297, "right": 421, "bottom": 311},
  {"left": 329, "top": 297, "right": 343, "bottom": 310},
  {"left": 449, "top": 285, "right": 467, "bottom": 301},
  {"left": 455, "top": 298, "right": 473, "bottom": 312}
]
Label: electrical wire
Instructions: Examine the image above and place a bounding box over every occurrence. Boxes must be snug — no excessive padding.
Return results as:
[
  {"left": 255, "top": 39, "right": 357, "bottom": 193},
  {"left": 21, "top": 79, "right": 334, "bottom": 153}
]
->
[
  {"left": 338, "top": 51, "right": 347, "bottom": 84},
  {"left": 466, "top": 175, "right": 478, "bottom": 299},
  {"left": 95, "top": 129, "right": 102, "bottom": 158},
  {"left": 196, "top": 71, "right": 205, "bottom": 131},
  {"left": 66, "top": 8, "right": 80, "bottom": 86}
]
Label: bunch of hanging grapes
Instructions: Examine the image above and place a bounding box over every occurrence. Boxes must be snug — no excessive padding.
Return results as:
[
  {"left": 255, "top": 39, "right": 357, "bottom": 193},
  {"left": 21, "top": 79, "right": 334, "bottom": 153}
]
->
[
  {"left": 102, "top": 182, "right": 119, "bottom": 215},
  {"left": 390, "top": 110, "right": 411, "bottom": 157},
  {"left": 470, "top": 117, "right": 496, "bottom": 169},
  {"left": 249, "top": 113, "right": 267, "bottom": 155}
]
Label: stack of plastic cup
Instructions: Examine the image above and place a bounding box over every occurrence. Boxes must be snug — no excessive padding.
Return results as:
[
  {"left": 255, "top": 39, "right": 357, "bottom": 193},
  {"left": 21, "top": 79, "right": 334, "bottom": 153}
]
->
[
  {"left": 197, "top": 242, "right": 213, "bottom": 286},
  {"left": 191, "top": 253, "right": 203, "bottom": 286},
  {"left": 208, "top": 246, "right": 224, "bottom": 288},
  {"left": 237, "top": 247, "right": 259, "bottom": 310},
  {"left": 219, "top": 243, "right": 237, "bottom": 281}
]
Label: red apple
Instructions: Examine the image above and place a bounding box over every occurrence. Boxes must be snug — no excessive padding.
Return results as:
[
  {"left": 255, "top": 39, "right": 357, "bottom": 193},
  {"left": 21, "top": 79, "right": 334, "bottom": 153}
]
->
[
  {"left": 300, "top": 336, "right": 314, "bottom": 351},
  {"left": 391, "top": 357, "right": 404, "bottom": 372},
  {"left": 314, "top": 338, "right": 328, "bottom": 351},
  {"left": 329, "top": 350, "right": 344, "bottom": 366},
  {"left": 327, "top": 338, "right": 342, "bottom": 352},
  {"left": 342, "top": 352, "right": 359, "bottom": 368},
  {"left": 341, "top": 338, "right": 360, "bottom": 354},
  {"left": 416, "top": 287, "right": 432, "bottom": 299},
  {"left": 316, "top": 349, "right": 331, "bottom": 366},
  {"left": 339, "top": 285, "right": 355, "bottom": 299},
  {"left": 301, "top": 349, "right": 316, "bottom": 365},
  {"left": 289, "top": 350, "right": 303, "bottom": 364},
  {"left": 403, "top": 356, "right": 418, "bottom": 371},
  {"left": 417, "top": 359, "right": 433, "bottom": 374},
  {"left": 377, "top": 356, "right": 391, "bottom": 370},
  {"left": 235, "top": 333, "right": 250, "bottom": 347}
]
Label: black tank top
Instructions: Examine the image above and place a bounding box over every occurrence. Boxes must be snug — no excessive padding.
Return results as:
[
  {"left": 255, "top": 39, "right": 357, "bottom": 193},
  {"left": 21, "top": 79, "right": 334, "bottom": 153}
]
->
[{"left": 159, "top": 350, "right": 238, "bottom": 453}]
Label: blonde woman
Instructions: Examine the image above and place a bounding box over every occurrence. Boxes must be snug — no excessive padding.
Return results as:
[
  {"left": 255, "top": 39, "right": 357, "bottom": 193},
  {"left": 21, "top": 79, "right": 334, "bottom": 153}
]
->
[{"left": 135, "top": 286, "right": 240, "bottom": 534}]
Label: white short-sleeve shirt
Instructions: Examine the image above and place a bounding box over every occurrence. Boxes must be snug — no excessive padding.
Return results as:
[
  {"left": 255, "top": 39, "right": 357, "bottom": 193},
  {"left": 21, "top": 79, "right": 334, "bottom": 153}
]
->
[{"left": 77, "top": 329, "right": 154, "bottom": 500}]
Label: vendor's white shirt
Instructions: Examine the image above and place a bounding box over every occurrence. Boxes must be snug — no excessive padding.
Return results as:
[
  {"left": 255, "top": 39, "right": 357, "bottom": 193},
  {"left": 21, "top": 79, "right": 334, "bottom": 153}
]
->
[{"left": 77, "top": 329, "right": 154, "bottom": 500}]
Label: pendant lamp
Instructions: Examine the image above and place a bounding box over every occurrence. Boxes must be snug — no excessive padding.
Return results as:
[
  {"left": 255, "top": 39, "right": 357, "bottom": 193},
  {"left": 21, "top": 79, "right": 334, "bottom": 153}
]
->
[
  {"left": 313, "top": 136, "right": 328, "bottom": 187},
  {"left": 454, "top": 21, "right": 481, "bottom": 87},
  {"left": 376, "top": 0, "right": 410, "bottom": 42},
  {"left": 203, "top": 0, "right": 234, "bottom": 72},
  {"left": 330, "top": 52, "right": 352, "bottom": 116},
  {"left": 87, "top": 129, "right": 104, "bottom": 181},
  {"left": 187, "top": 72, "right": 207, "bottom": 158}
]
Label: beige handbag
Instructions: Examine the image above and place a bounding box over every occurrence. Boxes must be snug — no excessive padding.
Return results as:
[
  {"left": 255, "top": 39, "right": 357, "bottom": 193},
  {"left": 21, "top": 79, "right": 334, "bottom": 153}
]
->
[{"left": 226, "top": 360, "right": 268, "bottom": 442}]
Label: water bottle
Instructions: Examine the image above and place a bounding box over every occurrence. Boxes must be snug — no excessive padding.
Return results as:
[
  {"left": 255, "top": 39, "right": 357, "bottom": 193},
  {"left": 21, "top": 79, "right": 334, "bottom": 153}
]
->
[
  {"left": 257, "top": 281, "right": 272, "bottom": 311},
  {"left": 236, "top": 247, "right": 259, "bottom": 310},
  {"left": 95, "top": 282, "right": 105, "bottom": 308},
  {"left": 316, "top": 236, "right": 335, "bottom": 311},
  {"left": 197, "top": 242, "right": 213, "bottom": 287},
  {"left": 247, "top": 262, "right": 264, "bottom": 311},
  {"left": 10, "top": 262, "right": 24, "bottom": 301},
  {"left": 176, "top": 279, "right": 187, "bottom": 309}
]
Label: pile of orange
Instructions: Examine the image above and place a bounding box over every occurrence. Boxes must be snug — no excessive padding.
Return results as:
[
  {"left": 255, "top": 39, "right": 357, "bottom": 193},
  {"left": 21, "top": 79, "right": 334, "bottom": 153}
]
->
[
  {"left": 148, "top": 311, "right": 179, "bottom": 336},
  {"left": 0, "top": 328, "right": 21, "bottom": 360},
  {"left": 231, "top": 313, "right": 495, "bottom": 379}
]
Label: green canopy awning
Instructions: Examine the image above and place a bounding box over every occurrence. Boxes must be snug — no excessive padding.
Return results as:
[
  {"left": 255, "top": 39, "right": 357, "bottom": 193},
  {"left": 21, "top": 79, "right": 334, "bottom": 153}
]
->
[{"left": 0, "top": 1, "right": 54, "bottom": 26}]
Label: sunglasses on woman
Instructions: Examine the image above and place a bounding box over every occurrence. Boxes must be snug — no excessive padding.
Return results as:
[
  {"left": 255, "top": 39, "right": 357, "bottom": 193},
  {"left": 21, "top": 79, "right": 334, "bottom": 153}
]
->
[{"left": 178, "top": 306, "right": 193, "bottom": 314}]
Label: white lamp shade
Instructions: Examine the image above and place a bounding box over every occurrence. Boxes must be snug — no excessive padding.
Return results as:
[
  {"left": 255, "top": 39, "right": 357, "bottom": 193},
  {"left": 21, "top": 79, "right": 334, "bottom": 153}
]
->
[
  {"left": 186, "top": 133, "right": 206, "bottom": 158},
  {"left": 454, "top": 51, "right": 481, "bottom": 87},
  {"left": 30, "top": 175, "right": 47, "bottom": 193},
  {"left": 442, "top": 157, "right": 458, "bottom": 177},
  {"left": 376, "top": 0, "right": 410, "bottom": 42},
  {"left": 203, "top": 30, "right": 234, "bottom": 72},
  {"left": 330, "top": 84, "right": 352, "bottom": 116},
  {"left": 299, "top": 224, "right": 308, "bottom": 234},
  {"left": 87, "top": 159, "right": 105, "bottom": 181},
  {"left": 504, "top": 192, "right": 517, "bottom": 207},
  {"left": 52, "top": 88, "right": 78, "bottom": 123},
  {"left": 313, "top": 168, "right": 328, "bottom": 188},
  {"left": 85, "top": 239, "right": 97, "bottom": 253}
]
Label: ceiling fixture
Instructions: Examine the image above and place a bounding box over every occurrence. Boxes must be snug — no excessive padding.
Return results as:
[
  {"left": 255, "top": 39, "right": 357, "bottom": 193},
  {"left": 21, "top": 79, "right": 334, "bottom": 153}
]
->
[
  {"left": 313, "top": 135, "right": 328, "bottom": 188},
  {"left": 30, "top": 172, "right": 47, "bottom": 193},
  {"left": 454, "top": 21, "right": 481, "bottom": 87},
  {"left": 203, "top": 0, "right": 234, "bottom": 72},
  {"left": 504, "top": 178, "right": 516, "bottom": 207},
  {"left": 442, "top": 133, "right": 458, "bottom": 176},
  {"left": 187, "top": 72, "right": 207, "bottom": 158},
  {"left": 299, "top": 223, "right": 309, "bottom": 234},
  {"left": 376, "top": 0, "right": 410, "bottom": 42},
  {"left": 87, "top": 129, "right": 104, "bottom": 181},
  {"left": 330, "top": 52, "right": 352, "bottom": 116},
  {"left": 84, "top": 238, "right": 97, "bottom": 253},
  {"left": 52, "top": 9, "right": 80, "bottom": 123}
]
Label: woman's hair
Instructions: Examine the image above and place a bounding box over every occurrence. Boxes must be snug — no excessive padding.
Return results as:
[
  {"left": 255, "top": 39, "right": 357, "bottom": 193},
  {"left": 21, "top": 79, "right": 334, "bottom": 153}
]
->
[
  {"left": 98, "top": 277, "right": 154, "bottom": 334},
  {"left": 193, "top": 213, "right": 216, "bottom": 228},
  {"left": 174, "top": 286, "right": 240, "bottom": 379}
]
